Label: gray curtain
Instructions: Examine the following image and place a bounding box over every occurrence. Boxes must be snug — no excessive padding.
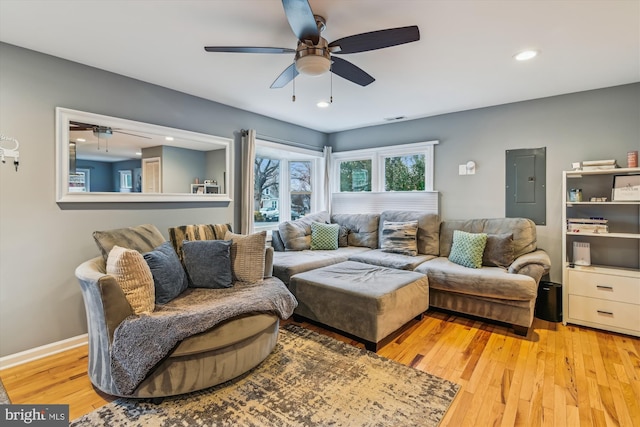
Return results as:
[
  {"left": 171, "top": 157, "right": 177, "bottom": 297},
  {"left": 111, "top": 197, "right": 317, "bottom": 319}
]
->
[{"left": 241, "top": 129, "right": 256, "bottom": 234}]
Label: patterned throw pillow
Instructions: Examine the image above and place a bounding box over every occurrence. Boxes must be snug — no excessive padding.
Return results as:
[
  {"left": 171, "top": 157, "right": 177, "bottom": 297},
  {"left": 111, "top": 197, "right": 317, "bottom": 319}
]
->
[
  {"left": 107, "top": 245, "right": 155, "bottom": 315},
  {"left": 310, "top": 222, "right": 340, "bottom": 250},
  {"left": 94, "top": 224, "right": 166, "bottom": 262},
  {"left": 224, "top": 231, "right": 266, "bottom": 284},
  {"left": 380, "top": 220, "right": 419, "bottom": 256},
  {"left": 448, "top": 230, "right": 488, "bottom": 269}
]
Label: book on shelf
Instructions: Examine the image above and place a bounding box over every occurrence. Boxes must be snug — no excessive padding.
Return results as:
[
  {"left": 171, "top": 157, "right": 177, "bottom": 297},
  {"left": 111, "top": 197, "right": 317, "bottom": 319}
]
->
[{"left": 567, "top": 218, "right": 609, "bottom": 233}]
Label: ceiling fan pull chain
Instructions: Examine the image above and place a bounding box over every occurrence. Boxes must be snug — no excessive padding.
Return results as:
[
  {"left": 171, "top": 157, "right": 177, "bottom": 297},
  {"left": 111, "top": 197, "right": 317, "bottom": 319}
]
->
[
  {"left": 292, "top": 62, "right": 296, "bottom": 102},
  {"left": 330, "top": 65, "right": 333, "bottom": 104}
]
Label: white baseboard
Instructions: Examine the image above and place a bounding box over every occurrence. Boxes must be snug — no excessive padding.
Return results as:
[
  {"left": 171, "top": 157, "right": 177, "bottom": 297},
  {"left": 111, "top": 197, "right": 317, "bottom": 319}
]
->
[{"left": 0, "top": 334, "right": 88, "bottom": 371}]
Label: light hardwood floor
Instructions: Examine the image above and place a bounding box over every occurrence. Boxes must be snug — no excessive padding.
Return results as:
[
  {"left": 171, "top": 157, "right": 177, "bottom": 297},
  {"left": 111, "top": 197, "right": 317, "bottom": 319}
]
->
[{"left": 1, "top": 311, "right": 639, "bottom": 426}]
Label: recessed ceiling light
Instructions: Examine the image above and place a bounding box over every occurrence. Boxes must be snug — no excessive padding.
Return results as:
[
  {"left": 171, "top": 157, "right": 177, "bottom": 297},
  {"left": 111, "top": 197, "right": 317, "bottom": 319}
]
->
[
  {"left": 76, "top": 138, "right": 86, "bottom": 142},
  {"left": 135, "top": 152, "right": 142, "bottom": 156},
  {"left": 165, "top": 136, "right": 174, "bottom": 141},
  {"left": 317, "top": 101, "right": 330, "bottom": 108},
  {"left": 514, "top": 50, "right": 539, "bottom": 61}
]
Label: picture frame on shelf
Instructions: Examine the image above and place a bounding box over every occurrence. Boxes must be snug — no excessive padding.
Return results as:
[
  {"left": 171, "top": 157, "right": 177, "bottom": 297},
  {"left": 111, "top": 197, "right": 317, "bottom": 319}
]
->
[{"left": 612, "top": 174, "right": 640, "bottom": 201}]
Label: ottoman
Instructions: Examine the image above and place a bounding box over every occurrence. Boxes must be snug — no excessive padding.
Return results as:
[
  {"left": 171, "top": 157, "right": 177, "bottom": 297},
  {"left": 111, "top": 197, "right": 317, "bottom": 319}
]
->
[{"left": 289, "top": 261, "right": 429, "bottom": 351}]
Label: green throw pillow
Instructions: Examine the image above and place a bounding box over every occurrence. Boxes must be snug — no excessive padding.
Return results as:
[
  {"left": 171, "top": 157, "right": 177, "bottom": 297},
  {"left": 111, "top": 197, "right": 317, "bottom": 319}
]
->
[
  {"left": 448, "top": 230, "right": 488, "bottom": 269},
  {"left": 310, "top": 222, "right": 339, "bottom": 250}
]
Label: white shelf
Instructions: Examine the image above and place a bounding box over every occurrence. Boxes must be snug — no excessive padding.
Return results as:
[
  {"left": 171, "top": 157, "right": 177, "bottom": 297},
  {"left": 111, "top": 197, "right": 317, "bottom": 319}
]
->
[
  {"left": 567, "top": 201, "right": 640, "bottom": 206},
  {"left": 566, "top": 232, "right": 640, "bottom": 239},
  {"left": 566, "top": 167, "right": 640, "bottom": 177}
]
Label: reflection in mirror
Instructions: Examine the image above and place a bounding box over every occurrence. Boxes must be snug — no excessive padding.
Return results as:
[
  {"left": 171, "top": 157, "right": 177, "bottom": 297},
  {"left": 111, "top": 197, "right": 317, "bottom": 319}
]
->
[{"left": 56, "top": 108, "right": 233, "bottom": 202}]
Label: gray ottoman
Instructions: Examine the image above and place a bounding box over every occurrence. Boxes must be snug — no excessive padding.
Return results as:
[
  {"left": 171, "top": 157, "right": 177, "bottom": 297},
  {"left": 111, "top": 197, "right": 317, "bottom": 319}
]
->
[{"left": 289, "top": 261, "right": 429, "bottom": 351}]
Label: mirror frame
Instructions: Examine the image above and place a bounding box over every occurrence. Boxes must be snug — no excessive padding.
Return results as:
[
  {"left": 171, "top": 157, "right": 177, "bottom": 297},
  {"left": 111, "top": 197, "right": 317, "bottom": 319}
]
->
[{"left": 56, "top": 107, "right": 233, "bottom": 203}]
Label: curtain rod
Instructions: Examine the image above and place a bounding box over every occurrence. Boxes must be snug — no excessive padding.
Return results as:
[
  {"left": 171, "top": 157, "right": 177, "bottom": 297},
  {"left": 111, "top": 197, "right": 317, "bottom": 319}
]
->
[{"left": 241, "top": 129, "right": 324, "bottom": 151}]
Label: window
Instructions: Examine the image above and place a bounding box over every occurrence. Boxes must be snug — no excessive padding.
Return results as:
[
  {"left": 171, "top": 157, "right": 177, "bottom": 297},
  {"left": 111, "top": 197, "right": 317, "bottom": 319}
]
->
[
  {"left": 339, "top": 159, "right": 372, "bottom": 192},
  {"left": 253, "top": 140, "right": 324, "bottom": 231},
  {"left": 384, "top": 154, "right": 425, "bottom": 191},
  {"left": 119, "top": 170, "right": 133, "bottom": 192},
  {"left": 333, "top": 141, "right": 436, "bottom": 193}
]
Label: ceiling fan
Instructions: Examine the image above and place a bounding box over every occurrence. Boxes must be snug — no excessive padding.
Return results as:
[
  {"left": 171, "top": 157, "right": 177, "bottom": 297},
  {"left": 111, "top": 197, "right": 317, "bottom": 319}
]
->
[
  {"left": 204, "top": 0, "right": 420, "bottom": 89},
  {"left": 69, "top": 121, "right": 151, "bottom": 139}
]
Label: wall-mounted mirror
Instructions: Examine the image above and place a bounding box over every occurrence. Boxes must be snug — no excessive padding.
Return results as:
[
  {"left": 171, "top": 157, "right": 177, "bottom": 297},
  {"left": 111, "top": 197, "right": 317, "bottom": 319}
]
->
[{"left": 56, "top": 108, "right": 233, "bottom": 203}]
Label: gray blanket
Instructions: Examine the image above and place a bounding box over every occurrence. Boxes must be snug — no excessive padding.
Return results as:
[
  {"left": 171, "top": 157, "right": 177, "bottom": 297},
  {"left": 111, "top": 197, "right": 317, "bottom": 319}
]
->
[{"left": 110, "top": 277, "right": 297, "bottom": 395}]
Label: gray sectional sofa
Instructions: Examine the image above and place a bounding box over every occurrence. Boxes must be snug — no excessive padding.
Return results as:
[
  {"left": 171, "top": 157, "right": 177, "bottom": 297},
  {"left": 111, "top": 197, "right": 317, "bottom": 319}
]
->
[{"left": 272, "top": 210, "right": 551, "bottom": 344}]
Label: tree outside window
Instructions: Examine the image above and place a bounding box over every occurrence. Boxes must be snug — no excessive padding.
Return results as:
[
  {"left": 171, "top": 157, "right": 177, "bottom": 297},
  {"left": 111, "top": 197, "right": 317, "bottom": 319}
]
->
[
  {"left": 254, "top": 157, "right": 280, "bottom": 222},
  {"left": 290, "top": 161, "right": 312, "bottom": 219},
  {"left": 385, "top": 154, "right": 425, "bottom": 191},
  {"left": 339, "top": 159, "right": 372, "bottom": 192}
]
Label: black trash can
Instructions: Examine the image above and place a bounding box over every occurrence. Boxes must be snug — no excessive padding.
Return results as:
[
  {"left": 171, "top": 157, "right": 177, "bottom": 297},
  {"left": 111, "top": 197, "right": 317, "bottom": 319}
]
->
[{"left": 535, "top": 281, "right": 562, "bottom": 322}]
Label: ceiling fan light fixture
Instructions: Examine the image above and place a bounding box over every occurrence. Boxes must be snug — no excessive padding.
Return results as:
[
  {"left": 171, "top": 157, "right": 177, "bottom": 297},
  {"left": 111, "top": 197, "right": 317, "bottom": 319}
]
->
[
  {"left": 514, "top": 49, "right": 539, "bottom": 61},
  {"left": 295, "top": 54, "right": 331, "bottom": 76},
  {"left": 92, "top": 126, "right": 113, "bottom": 139}
]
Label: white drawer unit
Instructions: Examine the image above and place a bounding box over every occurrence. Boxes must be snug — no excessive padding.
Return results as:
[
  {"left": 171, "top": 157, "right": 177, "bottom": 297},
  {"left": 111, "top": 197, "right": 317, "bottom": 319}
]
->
[
  {"left": 567, "top": 269, "right": 640, "bottom": 304},
  {"left": 568, "top": 295, "right": 640, "bottom": 335}
]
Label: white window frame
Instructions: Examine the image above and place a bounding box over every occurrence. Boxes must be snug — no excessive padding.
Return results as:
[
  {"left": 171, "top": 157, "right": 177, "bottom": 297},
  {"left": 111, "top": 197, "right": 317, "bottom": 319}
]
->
[
  {"left": 332, "top": 141, "right": 438, "bottom": 193},
  {"left": 254, "top": 139, "right": 324, "bottom": 232}
]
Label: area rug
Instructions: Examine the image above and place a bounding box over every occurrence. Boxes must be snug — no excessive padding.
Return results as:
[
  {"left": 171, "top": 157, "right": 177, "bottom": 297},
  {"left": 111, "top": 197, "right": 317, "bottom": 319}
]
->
[
  {"left": 71, "top": 324, "right": 459, "bottom": 426},
  {"left": 0, "top": 377, "right": 10, "bottom": 404}
]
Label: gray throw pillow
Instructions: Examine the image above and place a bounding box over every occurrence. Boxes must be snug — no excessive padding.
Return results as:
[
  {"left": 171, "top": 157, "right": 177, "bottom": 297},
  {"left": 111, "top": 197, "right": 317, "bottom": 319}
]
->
[
  {"left": 482, "top": 233, "right": 515, "bottom": 268},
  {"left": 337, "top": 225, "right": 349, "bottom": 247},
  {"left": 271, "top": 230, "right": 286, "bottom": 252},
  {"left": 94, "top": 224, "right": 166, "bottom": 262},
  {"left": 143, "top": 242, "right": 189, "bottom": 304},
  {"left": 182, "top": 240, "right": 233, "bottom": 289},
  {"left": 278, "top": 211, "right": 330, "bottom": 251}
]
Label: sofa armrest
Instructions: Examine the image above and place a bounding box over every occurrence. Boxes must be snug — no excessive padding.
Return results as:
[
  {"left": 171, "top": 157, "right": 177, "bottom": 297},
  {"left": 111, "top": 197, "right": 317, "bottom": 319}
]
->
[
  {"left": 509, "top": 249, "right": 551, "bottom": 277},
  {"left": 264, "top": 246, "right": 274, "bottom": 278},
  {"left": 76, "top": 256, "right": 133, "bottom": 344}
]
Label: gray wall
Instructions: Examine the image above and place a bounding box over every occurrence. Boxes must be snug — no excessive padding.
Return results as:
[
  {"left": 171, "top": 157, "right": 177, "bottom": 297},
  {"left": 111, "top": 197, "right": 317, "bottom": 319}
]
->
[
  {"left": 0, "top": 42, "right": 326, "bottom": 357},
  {"left": 329, "top": 83, "right": 640, "bottom": 284},
  {"left": 1, "top": 40, "right": 638, "bottom": 357}
]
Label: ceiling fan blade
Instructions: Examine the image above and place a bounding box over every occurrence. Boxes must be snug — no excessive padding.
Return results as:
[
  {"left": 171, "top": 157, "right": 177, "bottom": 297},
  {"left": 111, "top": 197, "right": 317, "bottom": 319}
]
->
[
  {"left": 330, "top": 57, "right": 374, "bottom": 86},
  {"left": 270, "top": 63, "right": 299, "bottom": 88},
  {"left": 329, "top": 25, "right": 420, "bottom": 54},
  {"left": 282, "top": 0, "right": 319, "bottom": 43},
  {"left": 114, "top": 130, "right": 152, "bottom": 139},
  {"left": 204, "top": 46, "right": 295, "bottom": 54}
]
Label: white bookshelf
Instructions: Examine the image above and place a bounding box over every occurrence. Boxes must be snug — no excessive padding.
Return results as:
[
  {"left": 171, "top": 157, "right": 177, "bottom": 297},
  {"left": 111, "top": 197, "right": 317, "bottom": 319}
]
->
[{"left": 561, "top": 168, "right": 640, "bottom": 337}]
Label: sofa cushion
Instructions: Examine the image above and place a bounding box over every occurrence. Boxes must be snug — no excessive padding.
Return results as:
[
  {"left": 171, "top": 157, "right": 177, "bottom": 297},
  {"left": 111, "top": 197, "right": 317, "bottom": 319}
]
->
[
  {"left": 106, "top": 245, "right": 155, "bottom": 314},
  {"left": 349, "top": 249, "right": 435, "bottom": 270},
  {"left": 182, "top": 240, "right": 233, "bottom": 289},
  {"left": 143, "top": 242, "right": 189, "bottom": 304},
  {"left": 448, "top": 230, "right": 487, "bottom": 269},
  {"left": 94, "top": 224, "right": 166, "bottom": 262},
  {"left": 311, "top": 222, "right": 339, "bottom": 250},
  {"left": 168, "top": 223, "right": 233, "bottom": 264},
  {"left": 482, "top": 233, "right": 515, "bottom": 268},
  {"left": 224, "top": 231, "right": 266, "bottom": 284},
  {"left": 338, "top": 225, "right": 349, "bottom": 247},
  {"left": 380, "top": 220, "right": 418, "bottom": 256},
  {"left": 278, "top": 211, "right": 330, "bottom": 251},
  {"left": 439, "top": 218, "right": 536, "bottom": 259},
  {"left": 272, "top": 246, "right": 371, "bottom": 285},
  {"left": 331, "top": 213, "right": 380, "bottom": 249},
  {"left": 414, "top": 257, "right": 537, "bottom": 301},
  {"left": 379, "top": 211, "right": 440, "bottom": 256}
]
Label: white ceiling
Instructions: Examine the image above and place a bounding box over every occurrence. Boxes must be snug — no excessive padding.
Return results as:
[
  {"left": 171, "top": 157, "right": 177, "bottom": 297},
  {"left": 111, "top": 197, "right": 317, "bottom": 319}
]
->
[{"left": 1, "top": 0, "right": 638, "bottom": 133}]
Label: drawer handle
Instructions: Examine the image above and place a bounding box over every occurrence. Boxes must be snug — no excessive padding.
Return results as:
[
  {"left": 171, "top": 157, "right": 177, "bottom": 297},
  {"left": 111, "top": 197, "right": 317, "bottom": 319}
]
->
[
  {"left": 596, "top": 285, "right": 614, "bottom": 291},
  {"left": 597, "top": 310, "right": 614, "bottom": 316}
]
